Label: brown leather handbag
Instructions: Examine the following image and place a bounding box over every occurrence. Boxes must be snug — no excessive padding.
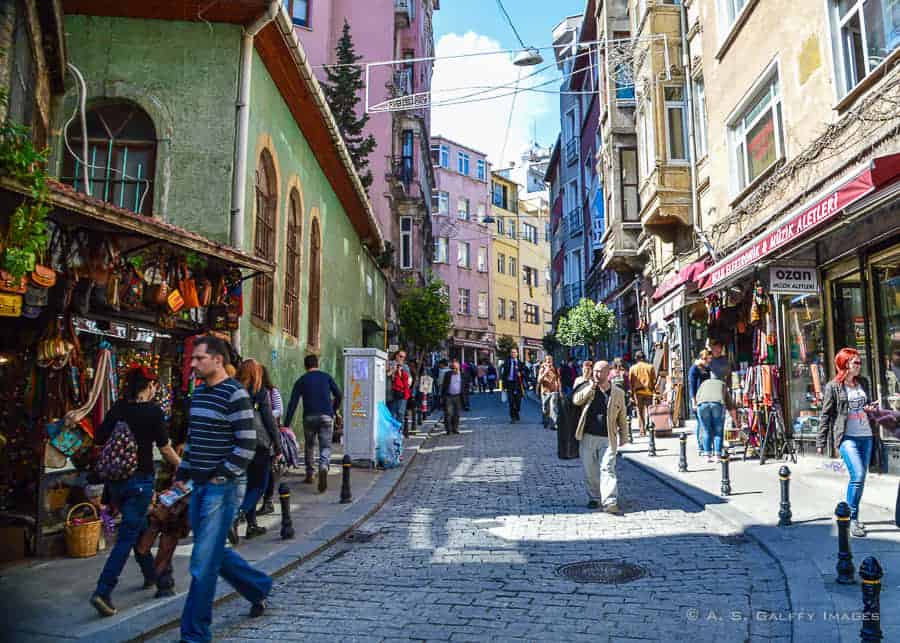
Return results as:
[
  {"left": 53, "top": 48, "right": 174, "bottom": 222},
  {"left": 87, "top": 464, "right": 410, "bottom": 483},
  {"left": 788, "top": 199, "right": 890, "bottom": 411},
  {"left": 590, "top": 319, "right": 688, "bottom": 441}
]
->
[
  {"left": 31, "top": 264, "right": 57, "bottom": 288},
  {"left": 179, "top": 261, "right": 200, "bottom": 309},
  {"left": 0, "top": 270, "right": 27, "bottom": 294}
]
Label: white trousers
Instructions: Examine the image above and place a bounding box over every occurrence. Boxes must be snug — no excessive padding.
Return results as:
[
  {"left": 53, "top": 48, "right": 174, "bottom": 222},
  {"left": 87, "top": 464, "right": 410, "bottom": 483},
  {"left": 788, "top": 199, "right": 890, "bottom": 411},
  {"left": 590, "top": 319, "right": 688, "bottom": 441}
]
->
[{"left": 580, "top": 433, "right": 618, "bottom": 507}]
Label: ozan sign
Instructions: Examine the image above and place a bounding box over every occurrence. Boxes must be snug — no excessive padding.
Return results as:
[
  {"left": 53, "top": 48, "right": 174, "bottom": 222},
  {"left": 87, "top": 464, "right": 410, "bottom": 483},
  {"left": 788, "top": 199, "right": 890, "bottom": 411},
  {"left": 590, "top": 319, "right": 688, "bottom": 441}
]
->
[{"left": 769, "top": 266, "right": 818, "bottom": 293}]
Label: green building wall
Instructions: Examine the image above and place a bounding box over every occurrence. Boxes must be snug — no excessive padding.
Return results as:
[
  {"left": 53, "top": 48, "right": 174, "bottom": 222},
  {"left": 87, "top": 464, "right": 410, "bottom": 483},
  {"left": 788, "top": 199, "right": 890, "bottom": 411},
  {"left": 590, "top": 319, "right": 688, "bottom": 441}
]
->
[{"left": 50, "top": 15, "right": 386, "bottom": 398}]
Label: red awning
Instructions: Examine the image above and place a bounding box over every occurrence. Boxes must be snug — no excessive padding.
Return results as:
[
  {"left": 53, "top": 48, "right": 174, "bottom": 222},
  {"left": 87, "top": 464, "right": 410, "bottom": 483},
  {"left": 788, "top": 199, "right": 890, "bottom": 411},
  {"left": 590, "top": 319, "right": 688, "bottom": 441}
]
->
[
  {"left": 652, "top": 259, "right": 709, "bottom": 301},
  {"left": 699, "top": 152, "right": 900, "bottom": 291}
]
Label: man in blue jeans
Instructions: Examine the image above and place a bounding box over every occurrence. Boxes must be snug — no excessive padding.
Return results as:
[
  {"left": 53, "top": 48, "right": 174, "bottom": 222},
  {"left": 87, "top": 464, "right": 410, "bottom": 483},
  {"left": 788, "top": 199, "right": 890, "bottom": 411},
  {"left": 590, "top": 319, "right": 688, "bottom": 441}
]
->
[
  {"left": 176, "top": 336, "right": 272, "bottom": 643},
  {"left": 285, "top": 354, "right": 343, "bottom": 493}
]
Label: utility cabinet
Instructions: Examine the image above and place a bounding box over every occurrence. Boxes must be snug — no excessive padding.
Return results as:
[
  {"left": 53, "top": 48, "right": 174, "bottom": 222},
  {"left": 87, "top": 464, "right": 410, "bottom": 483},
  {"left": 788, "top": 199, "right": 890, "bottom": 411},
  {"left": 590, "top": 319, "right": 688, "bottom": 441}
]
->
[{"left": 341, "top": 348, "right": 387, "bottom": 466}]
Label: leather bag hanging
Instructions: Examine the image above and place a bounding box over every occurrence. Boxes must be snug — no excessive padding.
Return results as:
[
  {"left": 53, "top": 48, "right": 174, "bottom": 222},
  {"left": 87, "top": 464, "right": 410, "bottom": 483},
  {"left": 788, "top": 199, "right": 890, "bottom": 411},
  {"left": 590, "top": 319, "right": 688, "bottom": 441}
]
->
[
  {"left": 197, "top": 278, "right": 212, "bottom": 307},
  {"left": 31, "top": 263, "right": 56, "bottom": 288},
  {"left": 179, "top": 260, "right": 200, "bottom": 309},
  {"left": 143, "top": 254, "right": 169, "bottom": 306}
]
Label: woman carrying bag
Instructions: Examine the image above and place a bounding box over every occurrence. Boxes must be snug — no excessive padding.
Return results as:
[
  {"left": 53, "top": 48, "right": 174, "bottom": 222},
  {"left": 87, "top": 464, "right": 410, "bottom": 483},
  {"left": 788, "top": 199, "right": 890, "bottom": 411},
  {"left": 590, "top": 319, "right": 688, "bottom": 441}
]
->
[
  {"left": 90, "top": 366, "right": 181, "bottom": 617},
  {"left": 817, "top": 347, "right": 878, "bottom": 538},
  {"left": 233, "top": 359, "right": 282, "bottom": 542}
]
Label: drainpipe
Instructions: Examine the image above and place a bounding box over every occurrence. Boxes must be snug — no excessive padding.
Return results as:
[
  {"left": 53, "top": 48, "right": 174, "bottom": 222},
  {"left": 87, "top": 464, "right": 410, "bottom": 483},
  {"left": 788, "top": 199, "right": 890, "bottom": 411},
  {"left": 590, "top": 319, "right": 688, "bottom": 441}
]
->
[
  {"left": 680, "top": 3, "right": 707, "bottom": 262},
  {"left": 230, "top": 1, "right": 279, "bottom": 353},
  {"left": 232, "top": 1, "right": 279, "bottom": 250}
]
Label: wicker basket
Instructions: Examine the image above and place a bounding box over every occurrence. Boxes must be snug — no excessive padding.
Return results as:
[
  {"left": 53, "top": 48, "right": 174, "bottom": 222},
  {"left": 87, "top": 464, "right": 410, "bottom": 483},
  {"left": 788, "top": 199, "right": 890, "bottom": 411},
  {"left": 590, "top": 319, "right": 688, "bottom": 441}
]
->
[{"left": 65, "top": 502, "right": 101, "bottom": 558}]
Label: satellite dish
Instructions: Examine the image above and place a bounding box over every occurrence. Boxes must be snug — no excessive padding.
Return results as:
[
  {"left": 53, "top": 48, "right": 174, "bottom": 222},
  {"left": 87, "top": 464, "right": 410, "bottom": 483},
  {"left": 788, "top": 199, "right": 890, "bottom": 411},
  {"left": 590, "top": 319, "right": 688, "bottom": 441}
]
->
[{"left": 513, "top": 47, "right": 544, "bottom": 67}]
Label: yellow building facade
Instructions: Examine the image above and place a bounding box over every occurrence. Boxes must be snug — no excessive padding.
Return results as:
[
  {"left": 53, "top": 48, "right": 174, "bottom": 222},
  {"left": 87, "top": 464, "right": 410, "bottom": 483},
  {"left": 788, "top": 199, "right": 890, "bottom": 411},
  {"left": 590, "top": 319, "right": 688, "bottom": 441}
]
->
[{"left": 491, "top": 173, "right": 520, "bottom": 342}]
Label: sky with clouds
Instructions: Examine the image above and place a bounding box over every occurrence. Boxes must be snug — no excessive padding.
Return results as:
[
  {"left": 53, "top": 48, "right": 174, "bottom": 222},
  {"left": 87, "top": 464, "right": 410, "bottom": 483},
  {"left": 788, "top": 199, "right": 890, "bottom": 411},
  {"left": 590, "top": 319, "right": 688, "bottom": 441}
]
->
[{"left": 431, "top": 0, "right": 586, "bottom": 169}]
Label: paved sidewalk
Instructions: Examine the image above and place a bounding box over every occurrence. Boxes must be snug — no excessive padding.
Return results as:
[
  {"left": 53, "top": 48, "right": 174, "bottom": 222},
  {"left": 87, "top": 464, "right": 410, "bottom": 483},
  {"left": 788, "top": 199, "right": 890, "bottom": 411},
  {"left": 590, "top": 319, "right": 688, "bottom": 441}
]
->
[
  {"left": 622, "top": 425, "right": 899, "bottom": 643},
  {"left": 0, "top": 433, "right": 426, "bottom": 642}
]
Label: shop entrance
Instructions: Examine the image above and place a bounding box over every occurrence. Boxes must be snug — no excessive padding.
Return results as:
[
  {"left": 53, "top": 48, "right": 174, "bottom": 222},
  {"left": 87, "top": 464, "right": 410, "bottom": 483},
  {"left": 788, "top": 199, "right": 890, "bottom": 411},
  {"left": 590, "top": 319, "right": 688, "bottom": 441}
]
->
[
  {"left": 831, "top": 274, "right": 874, "bottom": 383},
  {"left": 871, "top": 249, "right": 900, "bottom": 412}
]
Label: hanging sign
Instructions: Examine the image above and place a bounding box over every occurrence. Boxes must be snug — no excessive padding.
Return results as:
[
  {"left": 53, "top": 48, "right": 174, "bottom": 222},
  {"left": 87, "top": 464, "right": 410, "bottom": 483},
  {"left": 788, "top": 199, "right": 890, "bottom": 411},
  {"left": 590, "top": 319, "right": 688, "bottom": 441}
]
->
[{"left": 769, "top": 266, "right": 818, "bottom": 294}]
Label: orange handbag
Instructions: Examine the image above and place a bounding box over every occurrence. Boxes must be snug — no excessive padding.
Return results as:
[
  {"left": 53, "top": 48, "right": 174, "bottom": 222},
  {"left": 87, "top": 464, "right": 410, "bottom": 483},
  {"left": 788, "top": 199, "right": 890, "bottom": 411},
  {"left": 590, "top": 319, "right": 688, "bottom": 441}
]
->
[
  {"left": 31, "top": 264, "right": 57, "bottom": 288},
  {"left": 179, "top": 262, "right": 200, "bottom": 309},
  {"left": 0, "top": 270, "right": 27, "bottom": 294}
]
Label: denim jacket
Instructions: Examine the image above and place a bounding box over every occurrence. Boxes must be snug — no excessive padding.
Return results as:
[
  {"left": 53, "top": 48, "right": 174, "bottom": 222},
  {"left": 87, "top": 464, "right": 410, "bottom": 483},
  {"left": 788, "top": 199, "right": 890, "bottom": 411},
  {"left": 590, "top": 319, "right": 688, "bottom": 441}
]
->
[{"left": 817, "top": 377, "right": 871, "bottom": 452}]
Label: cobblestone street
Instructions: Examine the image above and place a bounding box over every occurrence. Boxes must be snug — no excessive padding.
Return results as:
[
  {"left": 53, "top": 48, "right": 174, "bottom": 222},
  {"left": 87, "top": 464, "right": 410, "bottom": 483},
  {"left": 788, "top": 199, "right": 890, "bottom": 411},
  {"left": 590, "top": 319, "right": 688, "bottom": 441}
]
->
[{"left": 209, "top": 393, "right": 790, "bottom": 642}]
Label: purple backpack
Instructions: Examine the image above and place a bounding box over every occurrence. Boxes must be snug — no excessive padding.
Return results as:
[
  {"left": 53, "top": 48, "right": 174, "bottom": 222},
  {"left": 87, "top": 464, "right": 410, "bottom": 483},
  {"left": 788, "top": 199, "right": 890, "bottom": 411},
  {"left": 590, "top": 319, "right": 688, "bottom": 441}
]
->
[{"left": 95, "top": 420, "right": 139, "bottom": 480}]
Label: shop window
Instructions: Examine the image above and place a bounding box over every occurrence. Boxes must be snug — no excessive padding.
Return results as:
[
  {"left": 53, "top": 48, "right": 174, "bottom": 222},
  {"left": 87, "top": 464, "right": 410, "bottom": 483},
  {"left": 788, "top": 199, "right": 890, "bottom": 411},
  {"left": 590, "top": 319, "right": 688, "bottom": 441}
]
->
[
  {"left": 307, "top": 217, "right": 322, "bottom": 347},
  {"left": 833, "top": 0, "right": 900, "bottom": 96},
  {"left": 62, "top": 101, "right": 157, "bottom": 215},
  {"left": 873, "top": 254, "right": 900, "bottom": 411},
  {"left": 782, "top": 294, "right": 825, "bottom": 438},
  {"left": 831, "top": 273, "right": 872, "bottom": 382},
  {"left": 728, "top": 69, "right": 784, "bottom": 193},
  {"left": 253, "top": 150, "right": 277, "bottom": 325},
  {"left": 283, "top": 189, "right": 302, "bottom": 337}
]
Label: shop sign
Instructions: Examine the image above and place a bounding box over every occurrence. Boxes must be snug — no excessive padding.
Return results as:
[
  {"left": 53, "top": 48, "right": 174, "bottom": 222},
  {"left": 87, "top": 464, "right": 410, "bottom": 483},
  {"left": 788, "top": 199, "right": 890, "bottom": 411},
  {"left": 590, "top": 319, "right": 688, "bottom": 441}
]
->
[{"left": 769, "top": 266, "right": 818, "bottom": 293}]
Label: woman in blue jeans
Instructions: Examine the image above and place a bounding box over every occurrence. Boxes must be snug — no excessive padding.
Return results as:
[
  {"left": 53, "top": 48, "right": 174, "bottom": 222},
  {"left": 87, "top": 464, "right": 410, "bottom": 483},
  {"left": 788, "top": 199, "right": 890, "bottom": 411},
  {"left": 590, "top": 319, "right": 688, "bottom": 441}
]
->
[
  {"left": 817, "top": 348, "right": 877, "bottom": 538},
  {"left": 695, "top": 372, "right": 736, "bottom": 463},
  {"left": 688, "top": 351, "right": 712, "bottom": 455},
  {"left": 90, "top": 366, "right": 181, "bottom": 617}
]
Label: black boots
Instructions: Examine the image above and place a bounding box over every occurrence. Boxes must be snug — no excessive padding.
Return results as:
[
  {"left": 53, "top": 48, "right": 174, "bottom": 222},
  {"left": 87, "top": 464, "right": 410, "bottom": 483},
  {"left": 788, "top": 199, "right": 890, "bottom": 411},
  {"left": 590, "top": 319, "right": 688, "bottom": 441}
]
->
[{"left": 245, "top": 514, "right": 267, "bottom": 539}]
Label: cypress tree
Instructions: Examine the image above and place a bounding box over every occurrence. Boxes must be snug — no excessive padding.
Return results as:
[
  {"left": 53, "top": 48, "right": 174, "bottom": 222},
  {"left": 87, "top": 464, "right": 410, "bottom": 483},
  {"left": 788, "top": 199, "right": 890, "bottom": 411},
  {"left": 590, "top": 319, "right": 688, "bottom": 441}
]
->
[{"left": 322, "top": 20, "right": 377, "bottom": 191}]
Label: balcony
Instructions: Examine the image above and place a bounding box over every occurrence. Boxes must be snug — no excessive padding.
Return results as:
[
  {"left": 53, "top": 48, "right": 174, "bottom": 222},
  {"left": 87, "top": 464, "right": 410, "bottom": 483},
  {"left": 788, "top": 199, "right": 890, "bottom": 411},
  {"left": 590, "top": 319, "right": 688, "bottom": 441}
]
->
[
  {"left": 638, "top": 163, "right": 692, "bottom": 236},
  {"left": 565, "top": 137, "right": 579, "bottom": 166},
  {"left": 392, "top": 68, "right": 413, "bottom": 98},
  {"left": 565, "top": 208, "right": 583, "bottom": 237},
  {"left": 394, "top": 0, "right": 412, "bottom": 28},
  {"left": 563, "top": 283, "right": 583, "bottom": 308},
  {"left": 602, "top": 220, "right": 644, "bottom": 272}
]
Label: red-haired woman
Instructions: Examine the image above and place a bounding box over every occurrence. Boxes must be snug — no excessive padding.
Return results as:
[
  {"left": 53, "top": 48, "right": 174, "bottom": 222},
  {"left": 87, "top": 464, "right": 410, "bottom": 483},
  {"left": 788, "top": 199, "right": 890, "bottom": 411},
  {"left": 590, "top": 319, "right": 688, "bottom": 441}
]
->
[
  {"left": 817, "top": 348, "right": 877, "bottom": 537},
  {"left": 234, "top": 359, "right": 281, "bottom": 541}
]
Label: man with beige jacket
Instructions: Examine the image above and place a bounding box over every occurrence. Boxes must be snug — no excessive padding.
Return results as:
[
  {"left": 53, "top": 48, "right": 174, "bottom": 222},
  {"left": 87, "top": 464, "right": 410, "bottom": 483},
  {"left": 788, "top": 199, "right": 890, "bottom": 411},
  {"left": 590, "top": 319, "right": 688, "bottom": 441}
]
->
[{"left": 574, "top": 361, "right": 630, "bottom": 513}]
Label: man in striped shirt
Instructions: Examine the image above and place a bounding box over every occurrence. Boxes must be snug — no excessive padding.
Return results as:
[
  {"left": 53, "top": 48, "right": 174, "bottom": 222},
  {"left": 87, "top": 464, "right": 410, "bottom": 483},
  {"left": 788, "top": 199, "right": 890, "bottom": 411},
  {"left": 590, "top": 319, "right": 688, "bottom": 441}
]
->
[{"left": 177, "top": 336, "right": 272, "bottom": 643}]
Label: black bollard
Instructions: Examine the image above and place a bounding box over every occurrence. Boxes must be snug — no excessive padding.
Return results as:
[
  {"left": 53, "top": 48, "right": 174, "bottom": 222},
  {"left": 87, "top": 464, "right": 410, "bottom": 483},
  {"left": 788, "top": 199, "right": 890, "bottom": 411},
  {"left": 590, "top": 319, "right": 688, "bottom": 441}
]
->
[
  {"left": 835, "top": 501, "right": 855, "bottom": 584},
  {"left": 340, "top": 454, "right": 352, "bottom": 504},
  {"left": 678, "top": 432, "right": 688, "bottom": 472},
  {"left": 720, "top": 450, "right": 732, "bottom": 496},
  {"left": 648, "top": 423, "right": 657, "bottom": 457},
  {"left": 859, "top": 556, "right": 883, "bottom": 642},
  {"left": 278, "top": 483, "right": 295, "bottom": 540},
  {"left": 778, "top": 465, "right": 792, "bottom": 527}
]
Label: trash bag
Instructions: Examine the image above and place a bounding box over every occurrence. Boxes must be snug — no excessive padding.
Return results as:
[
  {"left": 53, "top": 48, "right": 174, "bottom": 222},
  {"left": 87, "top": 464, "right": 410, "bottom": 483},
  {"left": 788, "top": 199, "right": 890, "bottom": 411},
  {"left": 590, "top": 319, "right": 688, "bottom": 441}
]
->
[{"left": 375, "top": 401, "right": 403, "bottom": 468}]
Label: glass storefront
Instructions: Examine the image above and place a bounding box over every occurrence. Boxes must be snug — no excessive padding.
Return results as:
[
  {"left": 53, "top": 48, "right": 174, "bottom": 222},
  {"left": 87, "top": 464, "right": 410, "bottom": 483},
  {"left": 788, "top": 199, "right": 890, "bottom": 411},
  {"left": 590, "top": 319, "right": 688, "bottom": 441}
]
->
[
  {"left": 831, "top": 272, "right": 875, "bottom": 383},
  {"left": 781, "top": 294, "right": 826, "bottom": 438},
  {"left": 872, "top": 250, "right": 900, "bottom": 412}
]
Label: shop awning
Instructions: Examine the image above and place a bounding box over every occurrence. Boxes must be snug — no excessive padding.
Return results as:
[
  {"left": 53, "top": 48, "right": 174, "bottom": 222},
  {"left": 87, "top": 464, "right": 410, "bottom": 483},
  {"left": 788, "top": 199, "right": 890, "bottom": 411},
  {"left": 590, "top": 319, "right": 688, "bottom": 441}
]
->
[
  {"left": 652, "top": 259, "right": 709, "bottom": 301},
  {"left": 1, "top": 178, "right": 275, "bottom": 274},
  {"left": 699, "top": 152, "right": 900, "bottom": 291}
]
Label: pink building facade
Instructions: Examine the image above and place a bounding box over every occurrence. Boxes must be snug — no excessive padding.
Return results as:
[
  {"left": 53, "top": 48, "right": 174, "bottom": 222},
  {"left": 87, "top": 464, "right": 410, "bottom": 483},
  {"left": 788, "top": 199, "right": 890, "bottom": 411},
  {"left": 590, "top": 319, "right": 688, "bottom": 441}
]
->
[
  {"left": 288, "top": 0, "right": 438, "bottom": 344},
  {"left": 430, "top": 136, "right": 494, "bottom": 364}
]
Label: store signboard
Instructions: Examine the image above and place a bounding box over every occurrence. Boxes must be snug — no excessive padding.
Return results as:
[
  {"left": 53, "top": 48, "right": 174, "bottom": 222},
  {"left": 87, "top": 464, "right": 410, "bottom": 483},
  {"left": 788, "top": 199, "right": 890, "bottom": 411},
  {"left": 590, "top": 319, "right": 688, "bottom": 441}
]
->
[{"left": 769, "top": 266, "right": 818, "bottom": 293}]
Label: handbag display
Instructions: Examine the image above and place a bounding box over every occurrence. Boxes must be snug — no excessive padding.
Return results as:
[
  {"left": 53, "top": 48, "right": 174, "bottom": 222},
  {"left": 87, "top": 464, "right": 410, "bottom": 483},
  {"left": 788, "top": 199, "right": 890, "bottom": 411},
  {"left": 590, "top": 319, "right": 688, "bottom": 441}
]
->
[
  {"left": 167, "top": 288, "right": 184, "bottom": 313},
  {"left": 31, "top": 263, "right": 56, "bottom": 288},
  {"left": 0, "top": 293, "right": 22, "bottom": 317},
  {"left": 0, "top": 270, "right": 27, "bottom": 294},
  {"left": 179, "top": 262, "right": 200, "bottom": 309},
  {"left": 197, "top": 278, "right": 212, "bottom": 307}
]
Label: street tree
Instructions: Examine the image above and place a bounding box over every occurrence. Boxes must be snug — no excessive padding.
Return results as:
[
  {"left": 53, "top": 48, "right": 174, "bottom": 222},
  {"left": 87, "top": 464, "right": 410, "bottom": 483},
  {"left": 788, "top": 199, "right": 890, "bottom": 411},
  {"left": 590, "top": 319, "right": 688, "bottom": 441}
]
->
[
  {"left": 322, "top": 20, "right": 377, "bottom": 191},
  {"left": 496, "top": 335, "right": 517, "bottom": 360},
  {"left": 398, "top": 276, "right": 452, "bottom": 364},
  {"left": 556, "top": 298, "right": 616, "bottom": 358}
]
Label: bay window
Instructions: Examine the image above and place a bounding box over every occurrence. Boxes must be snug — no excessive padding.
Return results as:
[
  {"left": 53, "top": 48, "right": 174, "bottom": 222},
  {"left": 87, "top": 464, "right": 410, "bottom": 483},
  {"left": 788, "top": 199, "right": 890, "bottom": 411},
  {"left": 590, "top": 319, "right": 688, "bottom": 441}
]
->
[{"left": 664, "top": 86, "right": 688, "bottom": 161}]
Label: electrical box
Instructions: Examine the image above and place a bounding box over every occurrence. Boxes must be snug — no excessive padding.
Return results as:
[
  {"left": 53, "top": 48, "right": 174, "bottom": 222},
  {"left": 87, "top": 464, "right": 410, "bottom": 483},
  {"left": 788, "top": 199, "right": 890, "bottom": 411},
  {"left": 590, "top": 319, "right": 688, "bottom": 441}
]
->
[{"left": 342, "top": 347, "right": 387, "bottom": 466}]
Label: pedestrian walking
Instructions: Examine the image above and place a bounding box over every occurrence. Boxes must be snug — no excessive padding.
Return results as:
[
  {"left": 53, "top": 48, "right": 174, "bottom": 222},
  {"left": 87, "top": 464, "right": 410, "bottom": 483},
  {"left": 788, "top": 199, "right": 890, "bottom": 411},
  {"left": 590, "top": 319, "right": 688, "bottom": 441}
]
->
[
  {"left": 574, "top": 359, "right": 594, "bottom": 389},
  {"left": 387, "top": 350, "right": 412, "bottom": 423},
  {"left": 284, "top": 354, "right": 343, "bottom": 493},
  {"left": 486, "top": 362, "right": 498, "bottom": 392},
  {"left": 817, "top": 347, "right": 879, "bottom": 538},
  {"left": 176, "top": 336, "right": 272, "bottom": 641},
  {"left": 417, "top": 366, "right": 433, "bottom": 420},
  {"left": 441, "top": 358, "right": 468, "bottom": 434},
  {"left": 573, "top": 361, "right": 630, "bottom": 513},
  {"left": 560, "top": 358, "right": 577, "bottom": 395},
  {"left": 258, "top": 365, "right": 283, "bottom": 516},
  {"left": 476, "top": 361, "right": 487, "bottom": 393},
  {"left": 501, "top": 348, "right": 526, "bottom": 423},
  {"left": 709, "top": 339, "right": 733, "bottom": 382},
  {"left": 233, "top": 359, "right": 282, "bottom": 541},
  {"left": 538, "top": 355, "right": 561, "bottom": 430},
  {"left": 688, "top": 350, "right": 712, "bottom": 455},
  {"left": 628, "top": 351, "right": 657, "bottom": 438},
  {"left": 609, "top": 357, "right": 632, "bottom": 420},
  {"left": 90, "top": 365, "right": 181, "bottom": 617},
  {"left": 695, "top": 372, "right": 736, "bottom": 463}
]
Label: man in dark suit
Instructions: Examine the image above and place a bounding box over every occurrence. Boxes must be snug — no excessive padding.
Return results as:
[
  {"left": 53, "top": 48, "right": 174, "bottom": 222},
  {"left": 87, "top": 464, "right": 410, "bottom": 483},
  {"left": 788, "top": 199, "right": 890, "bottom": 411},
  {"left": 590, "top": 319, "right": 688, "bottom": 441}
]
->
[
  {"left": 440, "top": 358, "right": 469, "bottom": 434},
  {"left": 500, "top": 348, "right": 526, "bottom": 423}
]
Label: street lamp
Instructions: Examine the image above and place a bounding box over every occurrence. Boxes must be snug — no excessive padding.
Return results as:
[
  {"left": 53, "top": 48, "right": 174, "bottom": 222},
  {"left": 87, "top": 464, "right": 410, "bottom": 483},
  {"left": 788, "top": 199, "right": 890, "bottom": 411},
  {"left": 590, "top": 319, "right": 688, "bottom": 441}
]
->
[{"left": 513, "top": 47, "right": 544, "bottom": 67}]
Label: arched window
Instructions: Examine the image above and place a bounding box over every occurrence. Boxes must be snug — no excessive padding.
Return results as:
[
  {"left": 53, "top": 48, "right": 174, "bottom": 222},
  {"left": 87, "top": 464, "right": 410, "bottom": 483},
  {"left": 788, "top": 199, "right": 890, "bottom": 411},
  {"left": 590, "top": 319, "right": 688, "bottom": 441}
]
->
[
  {"left": 252, "top": 150, "right": 277, "bottom": 324},
  {"left": 62, "top": 101, "right": 157, "bottom": 215},
  {"left": 307, "top": 217, "right": 321, "bottom": 347},
  {"left": 283, "top": 189, "right": 302, "bottom": 337}
]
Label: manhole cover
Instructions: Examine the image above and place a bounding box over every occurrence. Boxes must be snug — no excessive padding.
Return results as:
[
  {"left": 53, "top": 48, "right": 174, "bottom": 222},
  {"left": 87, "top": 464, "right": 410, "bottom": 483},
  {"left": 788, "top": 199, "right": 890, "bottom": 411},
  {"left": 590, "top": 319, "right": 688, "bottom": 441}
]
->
[{"left": 556, "top": 560, "right": 648, "bottom": 584}]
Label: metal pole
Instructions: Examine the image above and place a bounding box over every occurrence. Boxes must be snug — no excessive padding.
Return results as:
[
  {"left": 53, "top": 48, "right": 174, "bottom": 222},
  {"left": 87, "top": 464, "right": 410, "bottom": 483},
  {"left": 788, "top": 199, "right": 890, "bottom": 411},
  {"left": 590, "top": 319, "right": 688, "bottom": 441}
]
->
[
  {"left": 720, "top": 450, "right": 731, "bottom": 496},
  {"left": 859, "top": 556, "right": 883, "bottom": 642},
  {"left": 340, "top": 454, "right": 353, "bottom": 504},
  {"left": 678, "top": 431, "right": 688, "bottom": 472},
  {"left": 278, "top": 483, "right": 295, "bottom": 540},
  {"left": 778, "top": 465, "right": 792, "bottom": 527},
  {"left": 648, "top": 421, "right": 657, "bottom": 457},
  {"left": 835, "top": 501, "right": 856, "bottom": 584}
]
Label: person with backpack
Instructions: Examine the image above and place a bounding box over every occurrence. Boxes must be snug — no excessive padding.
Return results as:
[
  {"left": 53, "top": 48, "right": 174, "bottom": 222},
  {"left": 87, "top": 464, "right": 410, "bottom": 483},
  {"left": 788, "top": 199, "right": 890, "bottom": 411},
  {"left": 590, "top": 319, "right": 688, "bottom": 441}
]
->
[
  {"left": 233, "top": 359, "right": 282, "bottom": 541},
  {"left": 387, "top": 350, "right": 412, "bottom": 423},
  {"left": 90, "top": 365, "right": 181, "bottom": 617}
]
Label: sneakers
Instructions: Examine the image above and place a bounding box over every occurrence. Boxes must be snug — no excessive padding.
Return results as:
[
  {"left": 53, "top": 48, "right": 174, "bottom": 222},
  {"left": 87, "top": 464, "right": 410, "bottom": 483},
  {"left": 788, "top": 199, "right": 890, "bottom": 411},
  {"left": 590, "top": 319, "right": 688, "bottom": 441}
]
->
[
  {"left": 249, "top": 600, "right": 267, "bottom": 618},
  {"left": 603, "top": 503, "right": 622, "bottom": 515},
  {"left": 90, "top": 593, "right": 117, "bottom": 617},
  {"left": 318, "top": 469, "right": 328, "bottom": 493},
  {"left": 850, "top": 519, "right": 867, "bottom": 537},
  {"left": 246, "top": 522, "right": 267, "bottom": 539},
  {"left": 258, "top": 499, "right": 275, "bottom": 515}
]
